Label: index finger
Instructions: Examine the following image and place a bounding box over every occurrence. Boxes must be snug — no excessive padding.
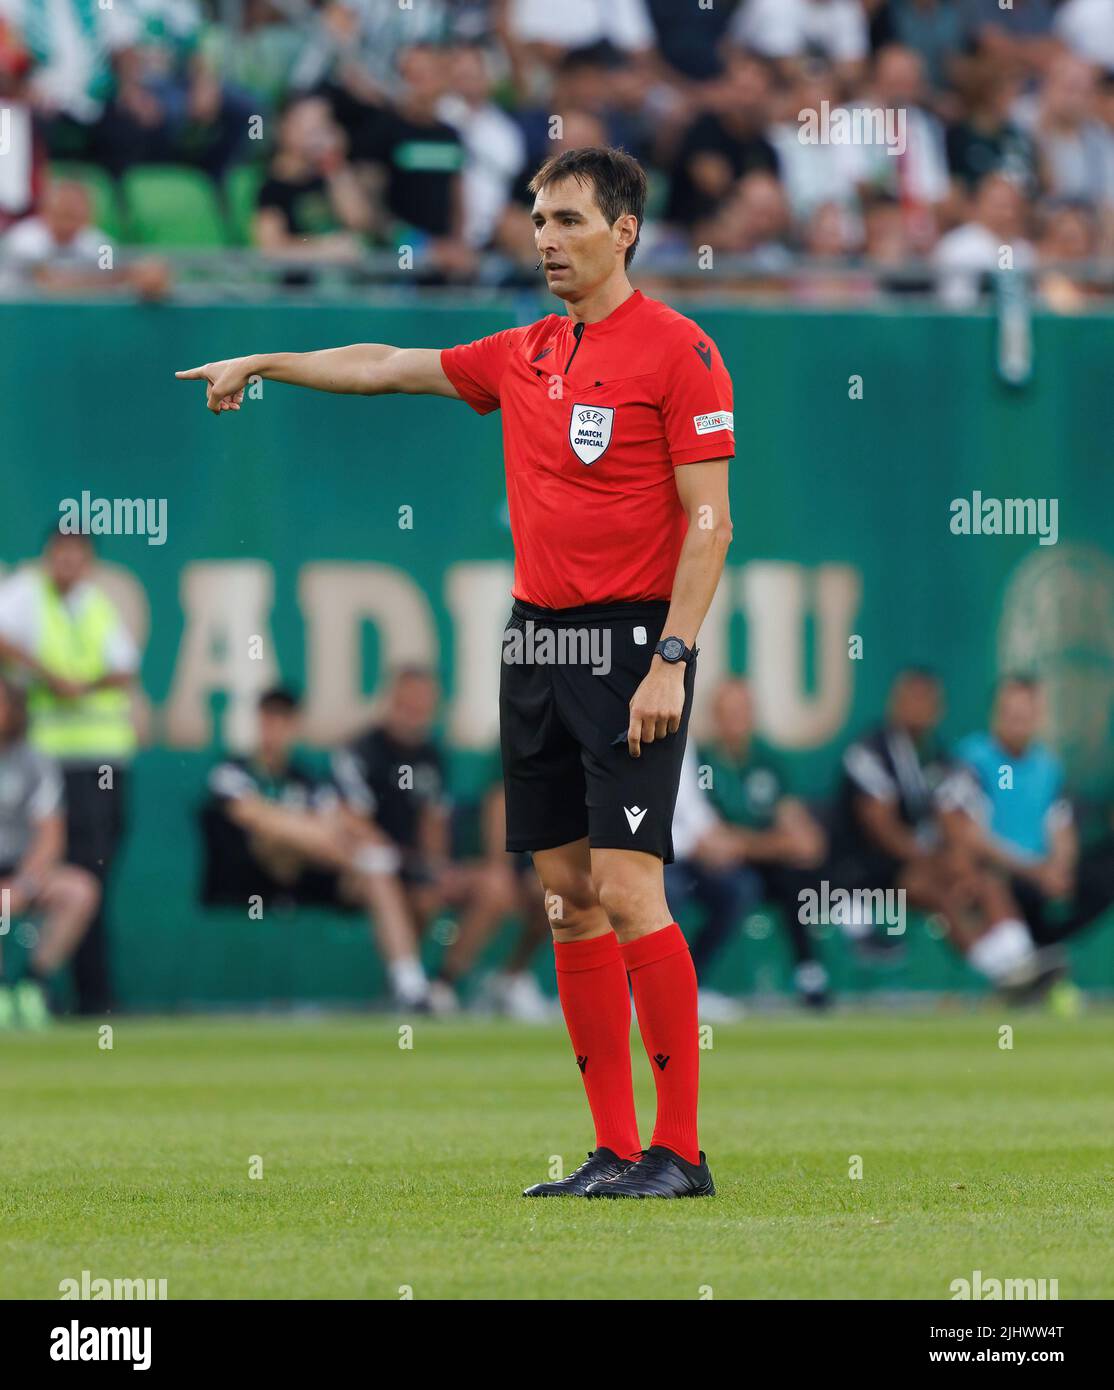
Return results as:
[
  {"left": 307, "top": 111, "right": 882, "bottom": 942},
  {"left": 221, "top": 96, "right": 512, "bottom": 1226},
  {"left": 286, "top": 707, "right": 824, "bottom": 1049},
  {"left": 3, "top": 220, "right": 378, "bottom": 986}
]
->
[
  {"left": 175, "top": 366, "right": 208, "bottom": 380},
  {"left": 627, "top": 712, "right": 642, "bottom": 759}
]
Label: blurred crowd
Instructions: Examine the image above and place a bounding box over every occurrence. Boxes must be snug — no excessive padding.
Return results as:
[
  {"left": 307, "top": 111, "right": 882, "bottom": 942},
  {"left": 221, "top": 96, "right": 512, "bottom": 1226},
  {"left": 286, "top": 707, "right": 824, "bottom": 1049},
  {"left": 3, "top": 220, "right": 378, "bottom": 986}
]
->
[
  {"left": 2, "top": 529, "right": 1114, "bottom": 1025},
  {"left": 1, "top": 0, "right": 1113, "bottom": 302}
]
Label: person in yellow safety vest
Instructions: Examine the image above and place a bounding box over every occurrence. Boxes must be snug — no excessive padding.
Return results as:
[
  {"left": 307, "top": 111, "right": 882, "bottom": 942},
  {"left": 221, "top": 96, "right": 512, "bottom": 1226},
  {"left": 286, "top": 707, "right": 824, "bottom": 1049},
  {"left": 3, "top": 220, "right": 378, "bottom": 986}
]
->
[{"left": 0, "top": 529, "right": 138, "bottom": 1015}]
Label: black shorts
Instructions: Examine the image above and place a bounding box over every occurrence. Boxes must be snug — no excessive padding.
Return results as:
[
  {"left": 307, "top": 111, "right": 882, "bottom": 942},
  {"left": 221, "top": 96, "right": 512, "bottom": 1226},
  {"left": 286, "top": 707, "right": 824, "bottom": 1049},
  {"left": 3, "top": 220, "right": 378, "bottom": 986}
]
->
[{"left": 500, "top": 599, "right": 696, "bottom": 864}]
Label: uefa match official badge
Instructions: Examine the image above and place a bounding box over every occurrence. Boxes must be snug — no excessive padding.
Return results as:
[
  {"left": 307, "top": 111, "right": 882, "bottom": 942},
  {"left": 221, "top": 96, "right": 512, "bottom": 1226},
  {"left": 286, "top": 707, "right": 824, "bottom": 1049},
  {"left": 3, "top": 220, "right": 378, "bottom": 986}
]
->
[{"left": 569, "top": 404, "right": 614, "bottom": 464}]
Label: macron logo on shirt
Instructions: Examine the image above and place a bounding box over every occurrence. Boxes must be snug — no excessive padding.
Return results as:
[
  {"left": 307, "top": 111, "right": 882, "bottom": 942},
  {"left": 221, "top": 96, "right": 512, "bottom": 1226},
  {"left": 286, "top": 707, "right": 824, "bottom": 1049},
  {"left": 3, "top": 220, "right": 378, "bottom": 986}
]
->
[{"left": 693, "top": 411, "right": 733, "bottom": 435}]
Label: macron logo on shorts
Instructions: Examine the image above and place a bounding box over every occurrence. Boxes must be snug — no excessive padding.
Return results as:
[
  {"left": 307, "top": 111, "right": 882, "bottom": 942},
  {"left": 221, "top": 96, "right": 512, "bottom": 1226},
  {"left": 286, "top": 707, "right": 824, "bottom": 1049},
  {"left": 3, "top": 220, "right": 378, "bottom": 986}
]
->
[
  {"left": 624, "top": 805, "right": 648, "bottom": 833},
  {"left": 693, "top": 411, "right": 733, "bottom": 435}
]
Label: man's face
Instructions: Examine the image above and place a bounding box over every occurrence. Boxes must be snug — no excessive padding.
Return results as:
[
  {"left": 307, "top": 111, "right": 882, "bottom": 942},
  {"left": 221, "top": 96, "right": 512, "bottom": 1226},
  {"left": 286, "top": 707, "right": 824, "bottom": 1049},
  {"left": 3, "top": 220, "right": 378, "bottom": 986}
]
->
[
  {"left": 876, "top": 48, "right": 922, "bottom": 107},
  {"left": 386, "top": 674, "right": 439, "bottom": 741},
  {"left": 449, "top": 46, "right": 489, "bottom": 105},
  {"left": 977, "top": 175, "right": 1023, "bottom": 239},
  {"left": 533, "top": 175, "right": 630, "bottom": 303},
  {"left": 258, "top": 707, "right": 298, "bottom": 761},
  {"left": 398, "top": 45, "right": 446, "bottom": 109},
  {"left": 44, "top": 535, "right": 92, "bottom": 591},
  {"left": 43, "top": 184, "right": 90, "bottom": 245},
  {"left": 994, "top": 686, "right": 1042, "bottom": 751},
  {"left": 890, "top": 676, "right": 941, "bottom": 738},
  {"left": 713, "top": 681, "right": 754, "bottom": 743}
]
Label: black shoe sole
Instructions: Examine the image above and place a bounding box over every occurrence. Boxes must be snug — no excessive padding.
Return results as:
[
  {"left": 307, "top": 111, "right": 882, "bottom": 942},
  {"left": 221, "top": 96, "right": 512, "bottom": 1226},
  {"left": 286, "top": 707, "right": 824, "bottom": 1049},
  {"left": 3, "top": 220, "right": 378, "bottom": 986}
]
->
[{"left": 587, "top": 1179, "right": 715, "bottom": 1199}]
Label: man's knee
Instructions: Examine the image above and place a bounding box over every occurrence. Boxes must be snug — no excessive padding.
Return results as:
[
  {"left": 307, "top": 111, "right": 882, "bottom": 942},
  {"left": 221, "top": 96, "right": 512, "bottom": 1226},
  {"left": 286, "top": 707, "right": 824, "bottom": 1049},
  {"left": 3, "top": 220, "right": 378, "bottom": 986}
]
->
[
  {"left": 43, "top": 865, "right": 101, "bottom": 918},
  {"left": 536, "top": 869, "right": 605, "bottom": 940},
  {"left": 593, "top": 859, "right": 670, "bottom": 941}
]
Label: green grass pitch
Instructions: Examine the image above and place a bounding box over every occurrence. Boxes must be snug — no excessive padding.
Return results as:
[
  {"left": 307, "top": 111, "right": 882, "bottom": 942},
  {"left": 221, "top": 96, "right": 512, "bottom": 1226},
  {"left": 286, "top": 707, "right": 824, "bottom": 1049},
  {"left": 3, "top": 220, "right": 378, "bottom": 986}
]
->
[{"left": 2, "top": 1013, "right": 1112, "bottom": 1300}]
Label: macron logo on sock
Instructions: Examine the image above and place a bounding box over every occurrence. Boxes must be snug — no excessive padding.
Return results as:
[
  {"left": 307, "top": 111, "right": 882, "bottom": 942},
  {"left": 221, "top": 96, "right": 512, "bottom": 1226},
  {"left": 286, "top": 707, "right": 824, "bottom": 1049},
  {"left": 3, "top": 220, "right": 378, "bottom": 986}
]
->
[{"left": 624, "top": 806, "right": 648, "bottom": 833}]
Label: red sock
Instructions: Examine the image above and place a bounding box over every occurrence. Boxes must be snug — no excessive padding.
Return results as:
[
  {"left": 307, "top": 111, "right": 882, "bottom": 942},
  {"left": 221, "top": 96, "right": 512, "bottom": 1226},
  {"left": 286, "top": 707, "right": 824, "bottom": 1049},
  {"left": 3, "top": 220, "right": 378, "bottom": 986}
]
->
[
  {"left": 622, "top": 923, "right": 700, "bottom": 1165},
  {"left": 553, "top": 934, "right": 642, "bottom": 1161}
]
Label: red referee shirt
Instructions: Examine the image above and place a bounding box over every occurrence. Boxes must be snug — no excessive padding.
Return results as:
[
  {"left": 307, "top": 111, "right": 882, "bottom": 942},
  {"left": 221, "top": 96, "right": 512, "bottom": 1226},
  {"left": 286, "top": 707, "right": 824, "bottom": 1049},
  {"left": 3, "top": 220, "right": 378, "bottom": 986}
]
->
[{"left": 441, "top": 289, "right": 734, "bottom": 609}]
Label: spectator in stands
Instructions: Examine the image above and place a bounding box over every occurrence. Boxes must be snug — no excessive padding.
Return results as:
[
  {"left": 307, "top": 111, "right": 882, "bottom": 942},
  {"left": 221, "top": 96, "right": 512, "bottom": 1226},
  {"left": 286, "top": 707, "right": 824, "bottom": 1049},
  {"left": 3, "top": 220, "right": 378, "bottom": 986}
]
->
[
  {"left": 645, "top": 0, "right": 739, "bottom": 83},
  {"left": 94, "top": 0, "right": 252, "bottom": 179},
  {"left": 358, "top": 44, "right": 474, "bottom": 277},
  {"left": 11, "top": 0, "right": 135, "bottom": 143},
  {"left": 202, "top": 686, "right": 433, "bottom": 1011},
  {"left": 1, "top": 180, "right": 171, "bottom": 297},
  {"left": 500, "top": 0, "right": 655, "bottom": 100},
  {"left": 292, "top": 0, "right": 456, "bottom": 111},
  {"left": 959, "top": 0, "right": 1063, "bottom": 73},
  {"left": 872, "top": 0, "right": 964, "bottom": 93},
  {"left": 0, "top": 530, "right": 137, "bottom": 1015},
  {"left": 729, "top": 0, "right": 870, "bottom": 94},
  {"left": 665, "top": 51, "right": 780, "bottom": 232},
  {"left": 0, "top": 675, "right": 99, "bottom": 1029},
  {"left": 695, "top": 169, "right": 793, "bottom": 273},
  {"left": 830, "top": 667, "right": 1046, "bottom": 991},
  {"left": 668, "top": 678, "right": 831, "bottom": 1012},
  {"left": 1053, "top": 0, "right": 1114, "bottom": 71},
  {"left": 0, "top": 17, "right": 44, "bottom": 229},
  {"left": 516, "top": 45, "right": 653, "bottom": 173},
  {"left": 332, "top": 665, "right": 457, "bottom": 1004},
  {"left": 846, "top": 45, "right": 950, "bottom": 248},
  {"left": 254, "top": 96, "right": 372, "bottom": 263},
  {"left": 198, "top": 0, "right": 309, "bottom": 113},
  {"left": 437, "top": 42, "right": 526, "bottom": 252},
  {"left": 794, "top": 199, "right": 869, "bottom": 300},
  {"left": 933, "top": 170, "right": 1036, "bottom": 306},
  {"left": 945, "top": 61, "right": 1038, "bottom": 198},
  {"left": 1016, "top": 52, "right": 1113, "bottom": 208},
  {"left": 772, "top": 62, "right": 862, "bottom": 223},
  {"left": 1038, "top": 199, "right": 1101, "bottom": 310},
  {"left": 951, "top": 677, "right": 1078, "bottom": 954}
]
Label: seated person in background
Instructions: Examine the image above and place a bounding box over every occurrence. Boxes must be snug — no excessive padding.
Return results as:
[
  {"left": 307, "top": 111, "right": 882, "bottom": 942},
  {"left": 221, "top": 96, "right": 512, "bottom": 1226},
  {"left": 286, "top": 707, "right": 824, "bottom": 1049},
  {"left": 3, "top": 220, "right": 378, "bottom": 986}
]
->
[
  {"left": 429, "top": 748, "right": 552, "bottom": 1021},
  {"left": 254, "top": 96, "right": 373, "bottom": 263},
  {"left": 831, "top": 667, "right": 1046, "bottom": 992},
  {"left": 0, "top": 676, "right": 99, "bottom": 1028},
  {"left": 202, "top": 685, "right": 431, "bottom": 1011},
  {"left": 950, "top": 676, "right": 1078, "bottom": 961},
  {"left": 331, "top": 665, "right": 455, "bottom": 1006},
  {"left": 668, "top": 677, "right": 830, "bottom": 1013},
  {"left": 1, "top": 181, "right": 171, "bottom": 299}
]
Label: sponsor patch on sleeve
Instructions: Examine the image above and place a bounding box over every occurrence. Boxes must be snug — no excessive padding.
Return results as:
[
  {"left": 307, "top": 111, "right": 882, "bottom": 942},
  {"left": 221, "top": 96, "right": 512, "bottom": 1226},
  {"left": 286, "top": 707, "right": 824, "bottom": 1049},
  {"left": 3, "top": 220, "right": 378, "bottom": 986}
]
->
[{"left": 693, "top": 411, "right": 734, "bottom": 435}]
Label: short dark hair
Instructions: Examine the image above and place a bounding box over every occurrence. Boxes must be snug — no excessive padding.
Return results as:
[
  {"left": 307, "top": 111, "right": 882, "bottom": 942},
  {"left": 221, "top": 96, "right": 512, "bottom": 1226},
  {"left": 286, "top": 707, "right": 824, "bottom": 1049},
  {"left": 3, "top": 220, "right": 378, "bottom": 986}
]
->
[
  {"left": 894, "top": 665, "right": 939, "bottom": 686},
  {"left": 258, "top": 686, "right": 301, "bottom": 714},
  {"left": 996, "top": 673, "right": 1042, "bottom": 696},
  {"left": 44, "top": 523, "right": 93, "bottom": 550},
  {"left": 528, "top": 146, "right": 647, "bottom": 268}
]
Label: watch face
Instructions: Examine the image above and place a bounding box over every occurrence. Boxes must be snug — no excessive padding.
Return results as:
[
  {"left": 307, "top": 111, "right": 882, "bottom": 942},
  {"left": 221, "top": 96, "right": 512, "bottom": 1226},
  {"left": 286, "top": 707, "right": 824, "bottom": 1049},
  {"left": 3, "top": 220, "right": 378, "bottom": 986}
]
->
[{"left": 661, "top": 637, "right": 685, "bottom": 662}]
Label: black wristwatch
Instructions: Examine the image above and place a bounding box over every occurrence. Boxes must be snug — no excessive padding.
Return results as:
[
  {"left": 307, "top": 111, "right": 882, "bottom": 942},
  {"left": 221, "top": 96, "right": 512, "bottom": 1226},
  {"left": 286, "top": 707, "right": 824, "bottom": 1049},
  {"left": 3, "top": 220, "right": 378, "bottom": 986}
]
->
[{"left": 654, "top": 635, "right": 696, "bottom": 665}]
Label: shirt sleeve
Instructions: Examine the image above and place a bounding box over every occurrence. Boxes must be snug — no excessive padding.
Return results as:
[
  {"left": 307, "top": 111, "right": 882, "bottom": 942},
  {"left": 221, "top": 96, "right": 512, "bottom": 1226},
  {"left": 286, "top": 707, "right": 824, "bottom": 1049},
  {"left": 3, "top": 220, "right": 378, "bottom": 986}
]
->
[
  {"left": 440, "top": 328, "right": 520, "bottom": 415},
  {"left": 208, "top": 761, "right": 258, "bottom": 803},
  {"left": 103, "top": 611, "right": 140, "bottom": 675},
  {"left": 27, "top": 754, "right": 64, "bottom": 823},
  {"left": 658, "top": 325, "right": 735, "bottom": 466},
  {"left": 331, "top": 746, "right": 376, "bottom": 816},
  {"left": 843, "top": 741, "right": 898, "bottom": 802},
  {"left": 0, "top": 572, "right": 36, "bottom": 649}
]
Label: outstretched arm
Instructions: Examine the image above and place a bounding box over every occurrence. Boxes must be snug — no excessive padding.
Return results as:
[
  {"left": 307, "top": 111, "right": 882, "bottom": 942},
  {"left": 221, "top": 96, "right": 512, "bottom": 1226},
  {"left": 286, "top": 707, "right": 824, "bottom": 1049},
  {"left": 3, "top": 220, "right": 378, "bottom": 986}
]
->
[{"left": 175, "top": 345, "right": 460, "bottom": 414}]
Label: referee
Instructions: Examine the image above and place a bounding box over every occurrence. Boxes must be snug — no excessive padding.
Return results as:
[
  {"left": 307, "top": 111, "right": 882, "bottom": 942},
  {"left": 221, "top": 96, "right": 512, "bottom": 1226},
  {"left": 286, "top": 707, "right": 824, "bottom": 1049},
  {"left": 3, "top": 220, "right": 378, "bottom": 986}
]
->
[{"left": 178, "top": 147, "right": 734, "bottom": 1199}]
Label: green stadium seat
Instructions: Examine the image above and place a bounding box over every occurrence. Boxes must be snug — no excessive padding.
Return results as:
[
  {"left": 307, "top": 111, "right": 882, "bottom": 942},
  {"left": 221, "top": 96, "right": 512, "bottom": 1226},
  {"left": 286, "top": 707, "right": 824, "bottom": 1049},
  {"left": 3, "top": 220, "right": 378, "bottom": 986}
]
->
[
  {"left": 121, "top": 165, "right": 228, "bottom": 247},
  {"left": 47, "top": 162, "right": 124, "bottom": 242},
  {"left": 223, "top": 164, "right": 266, "bottom": 247}
]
